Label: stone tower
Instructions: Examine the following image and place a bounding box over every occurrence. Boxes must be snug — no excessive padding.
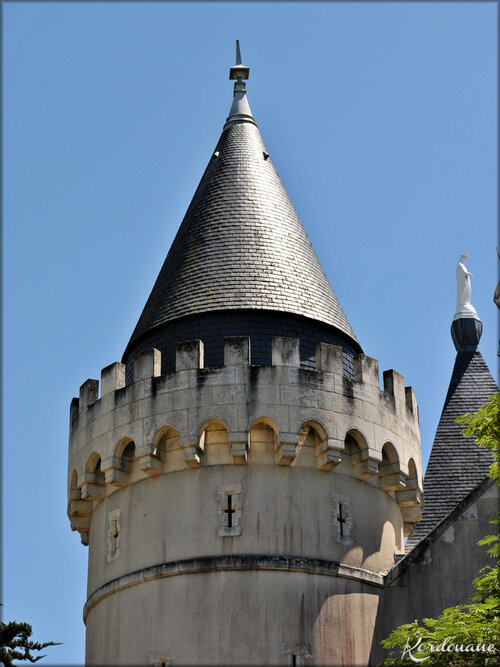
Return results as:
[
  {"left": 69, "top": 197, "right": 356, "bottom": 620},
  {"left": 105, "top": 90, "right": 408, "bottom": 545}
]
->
[{"left": 67, "top": 45, "right": 423, "bottom": 665}]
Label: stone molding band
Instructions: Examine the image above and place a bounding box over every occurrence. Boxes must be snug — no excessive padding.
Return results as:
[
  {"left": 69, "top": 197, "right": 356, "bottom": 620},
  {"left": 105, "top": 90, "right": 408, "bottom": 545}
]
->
[{"left": 83, "top": 554, "right": 385, "bottom": 622}]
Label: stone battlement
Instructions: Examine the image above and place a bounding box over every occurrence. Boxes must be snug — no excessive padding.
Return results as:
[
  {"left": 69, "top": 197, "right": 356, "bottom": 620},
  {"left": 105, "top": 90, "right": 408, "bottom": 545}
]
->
[{"left": 68, "top": 337, "right": 422, "bottom": 544}]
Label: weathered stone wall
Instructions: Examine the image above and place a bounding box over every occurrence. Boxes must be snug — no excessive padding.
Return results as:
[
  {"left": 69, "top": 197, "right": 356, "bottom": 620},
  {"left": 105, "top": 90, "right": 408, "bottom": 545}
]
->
[
  {"left": 85, "top": 570, "right": 382, "bottom": 665},
  {"left": 84, "top": 464, "right": 405, "bottom": 598},
  {"left": 372, "top": 480, "right": 499, "bottom": 664}
]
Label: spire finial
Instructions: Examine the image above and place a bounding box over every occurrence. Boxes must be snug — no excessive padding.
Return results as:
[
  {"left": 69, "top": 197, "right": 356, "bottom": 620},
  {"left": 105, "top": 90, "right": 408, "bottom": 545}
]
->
[
  {"left": 224, "top": 41, "right": 256, "bottom": 130},
  {"left": 229, "top": 40, "right": 249, "bottom": 82}
]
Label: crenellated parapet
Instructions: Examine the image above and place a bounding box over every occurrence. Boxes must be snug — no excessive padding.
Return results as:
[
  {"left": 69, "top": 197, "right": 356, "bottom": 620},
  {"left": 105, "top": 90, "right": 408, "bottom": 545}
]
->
[{"left": 68, "top": 336, "right": 422, "bottom": 545}]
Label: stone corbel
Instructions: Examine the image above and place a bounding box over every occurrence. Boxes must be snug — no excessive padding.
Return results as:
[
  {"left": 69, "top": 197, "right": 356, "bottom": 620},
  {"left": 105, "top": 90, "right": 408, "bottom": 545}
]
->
[
  {"left": 401, "top": 505, "right": 423, "bottom": 525},
  {"left": 316, "top": 438, "right": 344, "bottom": 471},
  {"left": 180, "top": 444, "right": 203, "bottom": 468},
  {"left": 69, "top": 515, "right": 91, "bottom": 532},
  {"left": 352, "top": 455, "right": 379, "bottom": 480},
  {"left": 276, "top": 433, "right": 298, "bottom": 466},
  {"left": 68, "top": 499, "right": 92, "bottom": 517},
  {"left": 404, "top": 476, "right": 423, "bottom": 494},
  {"left": 101, "top": 456, "right": 132, "bottom": 488},
  {"left": 231, "top": 442, "right": 248, "bottom": 464},
  {"left": 229, "top": 431, "right": 248, "bottom": 464},
  {"left": 68, "top": 488, "right": 81, "bottom": 501},
  {"left": 69, "top": 505, "right": 91, "bottom": 544},
  {"left": 403, "top": 523, "right": 415, "bottom": 538},
  {"left": 381, "top": 474, "right": 407, "bottom": 491},
  {"left": 396, "top": 488, "right": 423, "bottom": 507},
  {"left": 136, "top": 443, "right": 163, "bottom": 477},
  {"left": 379, "top": 461, "right": 407, "bottom": 491},
  {"left": 80, "top": 471, "right": 105, "bottom": 500}
]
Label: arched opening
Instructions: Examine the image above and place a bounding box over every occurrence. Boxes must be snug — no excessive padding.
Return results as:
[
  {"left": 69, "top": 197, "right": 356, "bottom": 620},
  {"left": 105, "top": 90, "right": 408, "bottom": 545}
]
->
[
  {"left": 342, "top": 429, "right": 378, "bottom": 480},
  {"left": 400, "top": 457, "right": 423, "bottom": 537},
  {"left": 380, "top": 442, "right": 399, "bottom": 470},
  {"left": 248, "top": 417, "right": 279, "bottom": 465},
  {"left": 406, "top": 458, "right": 419, "bottom": 489},
  {"left": 69, "top": 469, "right": 81, "bottom": 501},
  {"left": 379, "top": 442, "right": 405, "bottom": 492},
  {"left": 154, "top": 425, "right": 182, "bottom": 472},
  {"left": 82, "top": 451, "right": 105, "bottom": 500},
  {"left": 200, "top": 418, "right": 231, "bottom": 466},
  {"left": 111, "top": 437, "right": 136, "bottom": 481},
  {"left": 122, "top": 441, "right": 135, "bottom": 463},
  {"left": 297, "top": 420, "right": 328, "bottom": 467},
  {"left": 344, "top": 429, "right": 366, "bottom": 463},
  {"left": 113, "top": 437, "right": 134, "bottom": 460},
  {"left": 86, "top": 452, "right": 104, "bottom": 481}
]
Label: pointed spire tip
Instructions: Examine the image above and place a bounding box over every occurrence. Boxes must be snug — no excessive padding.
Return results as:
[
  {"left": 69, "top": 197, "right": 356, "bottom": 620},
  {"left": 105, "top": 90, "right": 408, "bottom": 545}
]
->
[
  {"left": 225, "top": 40, "right": 256, "bottom": 130},
  {"left": 229, "top": 40, "right": 249, "bottom": 81}
]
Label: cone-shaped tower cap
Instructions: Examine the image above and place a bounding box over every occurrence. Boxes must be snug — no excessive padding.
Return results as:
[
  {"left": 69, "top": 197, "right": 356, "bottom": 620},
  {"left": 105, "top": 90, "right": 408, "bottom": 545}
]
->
[{"left": 125, "top": 44, "right": 359, "bottom": 355}]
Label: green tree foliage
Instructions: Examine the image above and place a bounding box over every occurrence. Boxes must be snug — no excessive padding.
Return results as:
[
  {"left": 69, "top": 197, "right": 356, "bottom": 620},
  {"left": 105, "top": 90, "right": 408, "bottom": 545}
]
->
[
  {"left": 457, "top": 394, "right": 500, "bottom": 482},
  {"left": 379, "top": 394, "right": 500, "bottom": 666},
  {"left": 0, "top": 618, "right": 60, "bottom": 666}
]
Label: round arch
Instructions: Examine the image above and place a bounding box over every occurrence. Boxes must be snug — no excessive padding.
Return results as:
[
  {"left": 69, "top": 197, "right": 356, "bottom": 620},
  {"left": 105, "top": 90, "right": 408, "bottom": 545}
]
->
[
  {"left": 113, "top": 436, "right": 135, "bottom": 460},
  {"left": 86, "top": 451, "right": 102, "bottom": 473}
]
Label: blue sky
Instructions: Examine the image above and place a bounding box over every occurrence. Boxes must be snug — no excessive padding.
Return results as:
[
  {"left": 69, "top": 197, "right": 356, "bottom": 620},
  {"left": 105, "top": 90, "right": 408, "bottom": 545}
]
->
[{"left": 3, "top": 2, "right": 498, "bottom": 664}]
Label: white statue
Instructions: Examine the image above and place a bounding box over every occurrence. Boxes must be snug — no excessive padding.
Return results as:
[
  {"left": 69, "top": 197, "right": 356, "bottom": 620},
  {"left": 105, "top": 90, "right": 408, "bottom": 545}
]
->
[{"left": 454, "top": 253, "right": 479, "bottom": 319}]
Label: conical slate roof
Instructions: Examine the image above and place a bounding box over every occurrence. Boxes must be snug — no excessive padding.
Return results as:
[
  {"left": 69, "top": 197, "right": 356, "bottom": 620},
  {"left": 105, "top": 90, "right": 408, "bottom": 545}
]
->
[
  {"left": 406, "top": 347, "right": 498, "bottom": 551},
  {"left": 126, "top": 53, "right": 358, "bottom": 354}
]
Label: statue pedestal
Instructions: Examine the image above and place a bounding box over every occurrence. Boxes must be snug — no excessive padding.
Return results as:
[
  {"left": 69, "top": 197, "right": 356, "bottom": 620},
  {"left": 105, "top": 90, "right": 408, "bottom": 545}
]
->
[
  {"left": 453, "top": 303, "right": 479, "bottom": 320},
  {"left": 451, "top": 316, "right": 482, "bottom": 351}
]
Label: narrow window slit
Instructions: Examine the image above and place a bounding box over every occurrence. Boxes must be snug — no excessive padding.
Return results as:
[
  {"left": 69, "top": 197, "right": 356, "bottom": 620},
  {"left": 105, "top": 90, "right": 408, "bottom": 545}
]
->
[
  {"left": 110, "top": 519, "right": 119, "bottom": 551},
  {"left": 218, "top": 484, "right": 242, "bottom": 536},
  {"left": 225, "top": 493, "right": 235, "bottom": 528},
  {"left": 337, "top": 503, "right": 346, "bottom": 537}
]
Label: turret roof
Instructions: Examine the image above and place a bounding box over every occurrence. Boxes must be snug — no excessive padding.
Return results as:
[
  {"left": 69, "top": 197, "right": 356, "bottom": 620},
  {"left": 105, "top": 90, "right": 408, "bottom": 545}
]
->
[
  {"left": 125, "top": 46, "right": 359, "bottom": 354},
  {"left": 406, "top": 347, "right": 498, "bottom": 551}
]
